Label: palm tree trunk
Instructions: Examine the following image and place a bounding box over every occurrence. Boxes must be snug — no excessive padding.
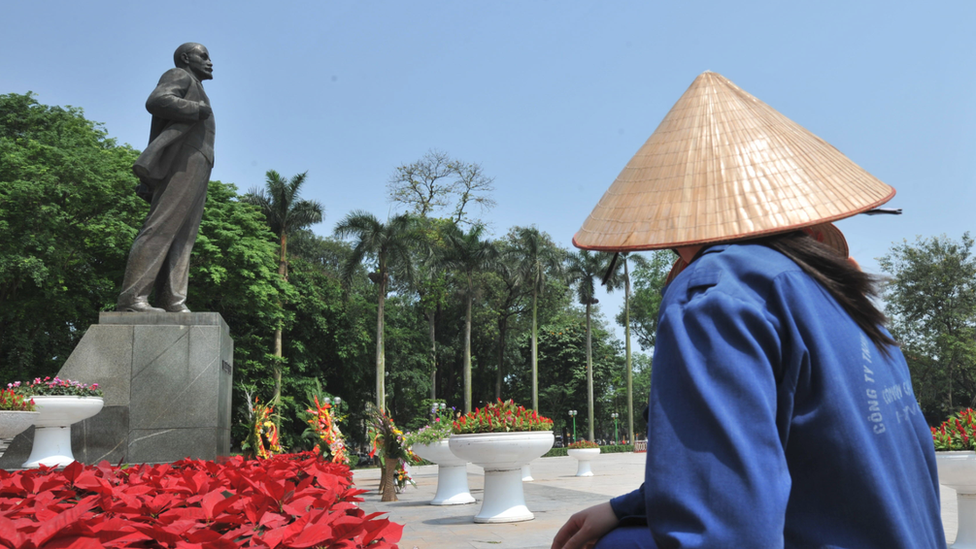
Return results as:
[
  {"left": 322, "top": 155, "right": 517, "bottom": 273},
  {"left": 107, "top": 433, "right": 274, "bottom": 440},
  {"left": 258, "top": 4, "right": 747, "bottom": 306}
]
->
[
  {"left": 950, "top": 362, "right": 954, "bottom": 410},
  {"left": 625, "top": 260, "right": 634, "bottom": 444},
  {"left": 531, "top": 287, "right": 539, "bottom": 411},
  {"left": 586, "top": 302, "right": 594, "bottom": 442},
  {"left": 273, "top": 232, "right": 287, "bottom": 404},
  {"left": 496, "top": 318, "right": 507, "bottom": 400},
  {"left": 428, "top": 310, "right": 437, "bottom": 400},
  {"left": 377, "top": 277, "right": 387, "bottom": 412},
  {"left": 464, "top": 290, "right": 473, "bottom": 413},
  {"left": 279, "top": 232, "right": 288, "bottom": 278},
  {"left": 272, "top": 338, "right": 282, "bottom": 404}
]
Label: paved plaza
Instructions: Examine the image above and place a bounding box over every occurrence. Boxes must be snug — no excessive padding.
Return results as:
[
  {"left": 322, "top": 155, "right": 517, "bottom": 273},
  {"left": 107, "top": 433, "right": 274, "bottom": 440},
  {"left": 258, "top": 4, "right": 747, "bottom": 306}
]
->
[{"left": 353, "top": 452, "right": 960, "bottom": 549}]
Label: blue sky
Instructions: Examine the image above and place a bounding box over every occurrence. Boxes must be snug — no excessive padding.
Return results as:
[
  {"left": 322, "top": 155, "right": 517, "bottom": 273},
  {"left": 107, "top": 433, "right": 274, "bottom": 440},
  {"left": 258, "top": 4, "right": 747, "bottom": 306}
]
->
[{"left": 5, "top": 1, "right": 974, "bottom": 344}]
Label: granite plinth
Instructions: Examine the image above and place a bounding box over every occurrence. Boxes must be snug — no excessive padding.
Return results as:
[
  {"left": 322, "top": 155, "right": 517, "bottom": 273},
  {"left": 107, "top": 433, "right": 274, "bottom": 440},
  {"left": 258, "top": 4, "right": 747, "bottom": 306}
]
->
[{"left": 0, "top": 312, "right": 233, "bottom": 469}]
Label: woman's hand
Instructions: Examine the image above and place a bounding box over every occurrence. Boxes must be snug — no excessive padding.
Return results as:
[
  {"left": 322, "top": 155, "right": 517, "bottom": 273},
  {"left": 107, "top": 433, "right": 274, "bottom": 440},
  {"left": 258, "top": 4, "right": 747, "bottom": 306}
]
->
[{"left": 551, "top": 501, "right": 619, "bottom": 549}]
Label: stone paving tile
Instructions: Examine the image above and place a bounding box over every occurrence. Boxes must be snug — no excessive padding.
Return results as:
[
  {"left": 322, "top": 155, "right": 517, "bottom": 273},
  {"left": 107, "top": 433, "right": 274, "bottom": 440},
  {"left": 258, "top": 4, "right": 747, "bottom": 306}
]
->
[{"left": 353, "top": 452, "right": 959, "bottom": 548}]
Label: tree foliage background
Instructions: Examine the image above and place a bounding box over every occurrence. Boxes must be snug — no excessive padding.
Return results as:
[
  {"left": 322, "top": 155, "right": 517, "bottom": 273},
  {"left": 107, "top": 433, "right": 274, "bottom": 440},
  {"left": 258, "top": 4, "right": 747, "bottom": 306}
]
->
[{"left": 0, "top": 93, "right": 648, "bottom": 452}]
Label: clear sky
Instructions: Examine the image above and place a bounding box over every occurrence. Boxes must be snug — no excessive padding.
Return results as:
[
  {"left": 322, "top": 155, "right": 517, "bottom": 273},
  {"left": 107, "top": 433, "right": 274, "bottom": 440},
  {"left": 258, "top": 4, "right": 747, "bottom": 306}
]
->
[{"left": 5, "top": 1, "right": 974, "bottom": 345}]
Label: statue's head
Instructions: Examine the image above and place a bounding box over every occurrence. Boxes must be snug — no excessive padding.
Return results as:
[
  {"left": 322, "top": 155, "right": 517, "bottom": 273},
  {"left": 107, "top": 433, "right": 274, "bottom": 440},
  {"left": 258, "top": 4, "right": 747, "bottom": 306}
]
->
[{"left": 174, "top": 43, "right": 213, "bottom": 81}]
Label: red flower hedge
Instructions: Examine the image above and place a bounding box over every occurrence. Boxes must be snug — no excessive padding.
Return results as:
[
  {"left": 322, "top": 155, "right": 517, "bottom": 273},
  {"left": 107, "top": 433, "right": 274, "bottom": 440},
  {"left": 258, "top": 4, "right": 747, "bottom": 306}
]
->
[{"left": 0, "top": 453, "right": 401, "bottom": 549}]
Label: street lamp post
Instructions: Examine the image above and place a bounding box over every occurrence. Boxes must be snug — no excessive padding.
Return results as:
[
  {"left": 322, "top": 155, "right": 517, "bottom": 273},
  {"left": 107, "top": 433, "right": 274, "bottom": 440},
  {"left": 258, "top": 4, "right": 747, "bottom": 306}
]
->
[
  {"left": 568, "top": 410, "right": 578, "bottom": 443},
  {"left": 324, "top": 396, "right": 342, "bottom": 410},
  {"left": 611, "top": 412, "right": 619, "bottom": 444}
]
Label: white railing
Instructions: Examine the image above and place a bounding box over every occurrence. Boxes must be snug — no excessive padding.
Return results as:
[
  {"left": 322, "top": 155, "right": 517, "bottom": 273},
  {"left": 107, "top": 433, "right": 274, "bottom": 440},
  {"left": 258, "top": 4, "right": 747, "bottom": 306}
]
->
[{"left": 634, "top": 440, "right": 647, "bottom": 453}]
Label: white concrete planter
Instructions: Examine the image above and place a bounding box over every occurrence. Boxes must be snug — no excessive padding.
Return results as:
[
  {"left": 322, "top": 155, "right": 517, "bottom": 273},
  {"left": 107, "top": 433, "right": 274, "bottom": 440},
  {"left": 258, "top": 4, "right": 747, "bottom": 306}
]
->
[
  {"left": 23, "top": 396, "right": 103, "bottom": 469},
  {"left": 0, "top": 410, "right": 40, "bottom": 460},
  {"left": 567, "top": 447, "right": 601, "bottom": 477},
  {"left": 938, "top": 451, "right": 976, "bottom": 548},
  {"left": 411, "top": 438, "right": 475, "bottom": 505},
  {"left": 521, "top": 463, "right": 534, "bottom": 482},
  {"left": 449, "top": 431, "right": 554, "bottom": 523}
]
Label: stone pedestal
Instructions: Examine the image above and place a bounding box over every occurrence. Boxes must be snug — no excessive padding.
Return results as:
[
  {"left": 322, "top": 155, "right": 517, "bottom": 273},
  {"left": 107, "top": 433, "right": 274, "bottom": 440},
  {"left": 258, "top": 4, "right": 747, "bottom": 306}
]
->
[{"left": 0, "top": 312, "right": 233, "bottom": 468}]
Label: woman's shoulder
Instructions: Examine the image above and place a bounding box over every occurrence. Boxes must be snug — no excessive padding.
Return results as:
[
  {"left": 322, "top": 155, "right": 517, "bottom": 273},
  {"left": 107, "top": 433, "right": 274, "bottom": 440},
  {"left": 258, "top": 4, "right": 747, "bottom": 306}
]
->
[{"left": 667, "top": 243, "right": 802, "bottom": 304}]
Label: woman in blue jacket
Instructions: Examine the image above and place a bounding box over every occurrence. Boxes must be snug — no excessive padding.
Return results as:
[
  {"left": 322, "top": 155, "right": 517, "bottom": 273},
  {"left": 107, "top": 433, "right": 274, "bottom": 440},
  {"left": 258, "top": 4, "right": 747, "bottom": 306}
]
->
[{"left": 555, "top": 72, "right": 946, "bottom": 548}]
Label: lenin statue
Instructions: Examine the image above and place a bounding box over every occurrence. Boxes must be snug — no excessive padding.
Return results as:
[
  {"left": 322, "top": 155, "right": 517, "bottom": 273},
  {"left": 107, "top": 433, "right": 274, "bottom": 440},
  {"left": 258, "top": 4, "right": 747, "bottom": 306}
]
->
[{"left": 117, "top": 43, "right": 215, "bottom": 313}]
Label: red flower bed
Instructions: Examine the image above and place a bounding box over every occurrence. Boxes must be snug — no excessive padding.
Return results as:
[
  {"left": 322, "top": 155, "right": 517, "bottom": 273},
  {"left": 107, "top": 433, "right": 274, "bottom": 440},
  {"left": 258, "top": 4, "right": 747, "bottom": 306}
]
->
[{"left": 0, "top": 453, "right": 401, "bottom": 549}]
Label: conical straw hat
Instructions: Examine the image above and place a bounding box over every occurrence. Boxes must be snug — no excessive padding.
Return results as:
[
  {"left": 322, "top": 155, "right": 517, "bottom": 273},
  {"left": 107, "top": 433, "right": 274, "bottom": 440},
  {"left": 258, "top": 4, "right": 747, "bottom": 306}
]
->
[{"left": 573, "top": 71, "right": 895, "bottom": 252}]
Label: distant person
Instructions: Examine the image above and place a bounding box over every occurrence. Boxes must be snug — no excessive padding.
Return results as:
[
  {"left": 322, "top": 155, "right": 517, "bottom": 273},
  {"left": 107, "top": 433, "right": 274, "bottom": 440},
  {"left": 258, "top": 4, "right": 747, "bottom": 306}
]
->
[
  {"left": 555, "top": 72, "right": 944, "bottom": 549},
  {"left": 117, "top": 42, "right": 215, "bottom": 313}
]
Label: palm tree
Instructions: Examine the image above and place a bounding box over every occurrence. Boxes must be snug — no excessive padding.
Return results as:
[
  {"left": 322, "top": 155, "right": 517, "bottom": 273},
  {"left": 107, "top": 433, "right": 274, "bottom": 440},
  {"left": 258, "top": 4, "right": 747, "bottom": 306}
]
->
[
  {"left": 243, "top": 169, "right": 324, "bottom": 403},
  {"left": 604, "top": 252, "right": 649, "bottom": 445},
  {"left": 441, "top": 224, "right": 498, "bottom": 412},
  {"left": 334, "top": 211, "right": 414, "bottom": 412},
  {"left": 512, "top": 227, "right": 564, "bottom": 411},
  {"left": 567, "top": 249, "right": 612, "bottom": 442}
]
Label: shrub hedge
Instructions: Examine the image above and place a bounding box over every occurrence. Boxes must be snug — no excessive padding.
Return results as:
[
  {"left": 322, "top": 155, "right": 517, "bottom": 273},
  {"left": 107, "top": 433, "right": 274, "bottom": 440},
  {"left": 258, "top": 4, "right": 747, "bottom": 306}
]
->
[{"left": 542, "top": 444, "right": 634, "bottom": 458}]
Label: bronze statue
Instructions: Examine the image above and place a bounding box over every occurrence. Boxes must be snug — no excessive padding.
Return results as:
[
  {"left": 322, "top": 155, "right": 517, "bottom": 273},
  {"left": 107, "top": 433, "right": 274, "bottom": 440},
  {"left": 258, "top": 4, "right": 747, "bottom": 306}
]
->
[{"left": 118, "top": 43, "right": 215, "bottom": 313}]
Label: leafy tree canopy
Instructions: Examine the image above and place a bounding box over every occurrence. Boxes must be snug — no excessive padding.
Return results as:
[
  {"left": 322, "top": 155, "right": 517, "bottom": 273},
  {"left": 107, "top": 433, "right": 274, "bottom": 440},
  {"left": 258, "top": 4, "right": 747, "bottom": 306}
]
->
[
  {"left": 880, "top": 233, "right": 976, "bottom": 421},
  {"left": 0, "top": 92, "right": 145, "bottom": 381},
  {"left": 617, "top": 250, "right": 675, "bottom": 351}
]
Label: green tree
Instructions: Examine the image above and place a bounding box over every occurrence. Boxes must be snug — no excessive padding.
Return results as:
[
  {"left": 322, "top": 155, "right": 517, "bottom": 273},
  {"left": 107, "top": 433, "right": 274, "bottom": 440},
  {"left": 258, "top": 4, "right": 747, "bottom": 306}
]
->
[
  {"left": 408, "top": 217, "right": 453, "bottom": 400},
  {"left": 511, "top": 226, "right": 564, "bottom": 410},
  {"left": 442, "top": 224, "right": 498, "bottom": 412},
  {"left": 880, "top": 233, "right": 976, "bottom": 420},
  {"left": 0, "top": 92, "right": 145, "bottom": 381},
  {"left": 628, "top": 352, "right": 652, "bottom": 441},
  {"left": 283, "top": 232, "right": 377, "bottom": 447},
  {"left": 511, "top": 315, "right": 621, "bottom": 441},
  {"left": 606, "top": 250, "right": 673, "bottom": 443},
  {"left": 487, "top": 242, "right": 528, "bottom": 400},
  {"left": 185, "top": 180, "right": 291, "bottom": 447},
  {"left": 242, "top": 169, "right": 324, "bottom": 403},
  {"left": 566, "top": 249, "right": 613, "bottom": 441},
  {"left": 623, "top": 251, "right": 676, "bottom": 350},
  {"left": 335, "top": 211, "right": 415, "bottom": 412}
]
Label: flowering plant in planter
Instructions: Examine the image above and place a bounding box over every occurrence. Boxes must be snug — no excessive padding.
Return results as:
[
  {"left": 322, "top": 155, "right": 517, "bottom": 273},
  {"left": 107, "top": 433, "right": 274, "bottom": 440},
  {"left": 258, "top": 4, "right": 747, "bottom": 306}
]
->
[
  {"left": 452, "top": 398, "right": 554, "bottom": 434},
  {"left": 932, "top": 408, "right": 976, "bottom": 451},
  {"left": 0, "top": 388, "right": 35, "bottom": 411},
  {"left": 405, "top": 403, "right": 455, "bottom": 446},
  {"left": 567, "top": 440, "right": 600, "bottom": 449},
  {"left": 8, "top": 377, "right": 102, "bottom": 398}
]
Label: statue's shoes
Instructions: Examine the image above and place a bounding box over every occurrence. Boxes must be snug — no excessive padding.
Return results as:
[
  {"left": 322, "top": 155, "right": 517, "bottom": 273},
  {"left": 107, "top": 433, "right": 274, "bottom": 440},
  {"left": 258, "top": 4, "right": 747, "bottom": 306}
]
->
[
  {"left": 118, "top": 302, "right": 166, "bottom": 313},
  {"left": 166, "top": 305, "right": 191, "bottom": 313}
]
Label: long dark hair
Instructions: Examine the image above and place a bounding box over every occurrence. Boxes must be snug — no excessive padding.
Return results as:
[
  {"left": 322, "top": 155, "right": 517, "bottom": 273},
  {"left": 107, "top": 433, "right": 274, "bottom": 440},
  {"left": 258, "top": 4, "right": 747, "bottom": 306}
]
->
[{"left": 757, "top": 232, "right": 896, "bottom": 355}]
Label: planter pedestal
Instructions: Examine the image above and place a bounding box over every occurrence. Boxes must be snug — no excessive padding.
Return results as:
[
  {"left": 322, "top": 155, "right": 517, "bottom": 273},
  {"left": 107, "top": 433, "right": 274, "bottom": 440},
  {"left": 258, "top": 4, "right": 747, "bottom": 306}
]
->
[
  {"left": 23, "top": 396, "right": 103, "bottom": 468},
  {"left": 411, "top": 439, "right": 475, "bottom": 505},
  {"left": 450, "top": 431, "right": 553, "bottom": 523},
  {"left": 567, "top": 448, "right": 601, "bottom": 477},
  {"left": 521, "top": 463, "right": 534, "bottom": 481},
  {"left": 0, "top": 411, "right": 39, "bottom": 461},
  {"left": 937, "top": 451, "right": 976, "bottom": 548}
]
